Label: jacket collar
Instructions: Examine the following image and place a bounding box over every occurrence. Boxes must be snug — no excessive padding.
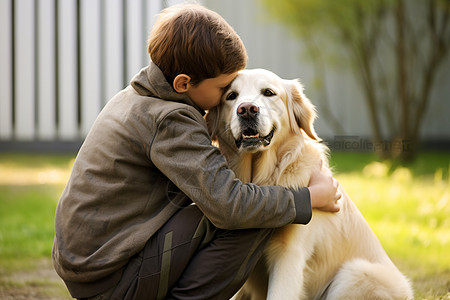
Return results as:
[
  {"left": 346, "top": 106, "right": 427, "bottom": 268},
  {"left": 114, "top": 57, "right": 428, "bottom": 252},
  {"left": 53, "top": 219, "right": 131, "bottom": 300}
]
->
[{"left": 131, "top": 62, "right": 205, "bottom": 116}]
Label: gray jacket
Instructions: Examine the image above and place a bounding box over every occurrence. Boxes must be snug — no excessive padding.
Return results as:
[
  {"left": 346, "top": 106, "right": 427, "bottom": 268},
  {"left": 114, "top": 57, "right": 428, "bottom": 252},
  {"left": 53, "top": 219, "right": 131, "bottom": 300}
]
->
[{"left": 52, "top": 63, "right": 311, "bottom": 296}]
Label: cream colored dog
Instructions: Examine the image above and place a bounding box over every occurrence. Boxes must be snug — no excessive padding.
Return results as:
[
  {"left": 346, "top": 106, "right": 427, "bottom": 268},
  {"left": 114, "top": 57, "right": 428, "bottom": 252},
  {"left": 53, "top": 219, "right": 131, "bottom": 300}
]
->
[{"left": 206, "top": 69, "right": 413, "bottom": 300}]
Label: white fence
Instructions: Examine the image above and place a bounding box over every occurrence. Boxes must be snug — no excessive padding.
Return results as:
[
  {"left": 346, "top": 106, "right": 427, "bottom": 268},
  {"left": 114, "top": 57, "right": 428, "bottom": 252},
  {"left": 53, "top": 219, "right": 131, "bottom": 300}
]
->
[{"left": 0, "top": 0, "right": 167, "bottom": 141}]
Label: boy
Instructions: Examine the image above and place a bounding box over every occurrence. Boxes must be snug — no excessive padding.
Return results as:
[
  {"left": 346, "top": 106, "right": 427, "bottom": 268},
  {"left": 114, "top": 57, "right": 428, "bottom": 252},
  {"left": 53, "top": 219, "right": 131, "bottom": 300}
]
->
[{"left": 53, "top": 4, "right": 340, "bottom": 300}]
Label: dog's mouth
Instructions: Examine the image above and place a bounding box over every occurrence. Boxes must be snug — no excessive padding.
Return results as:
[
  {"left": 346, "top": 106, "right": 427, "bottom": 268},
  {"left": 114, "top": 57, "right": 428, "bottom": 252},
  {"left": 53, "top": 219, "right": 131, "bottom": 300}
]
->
[{"left": 235, "top": 127, "right": 276, "bottom": 150}]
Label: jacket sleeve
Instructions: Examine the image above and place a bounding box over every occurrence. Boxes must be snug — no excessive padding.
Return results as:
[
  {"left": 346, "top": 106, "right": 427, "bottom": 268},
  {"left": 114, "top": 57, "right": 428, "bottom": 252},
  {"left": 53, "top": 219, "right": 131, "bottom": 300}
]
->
[{"left": 150, "top": 108, "right": 311, "bottom": 229}]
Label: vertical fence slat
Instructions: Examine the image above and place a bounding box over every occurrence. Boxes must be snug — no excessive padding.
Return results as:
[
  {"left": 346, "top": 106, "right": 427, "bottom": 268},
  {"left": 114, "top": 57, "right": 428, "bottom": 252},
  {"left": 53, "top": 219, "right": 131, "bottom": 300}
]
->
[
  {"left": 37, "top": 0, "right": 56, "bottom": 140},
  {"left": 103, "top": 0, "right": 124, "bottom": 104},
  {"left": 126, "top": 0, "right": 144, "bottom": 82},
  {"left": 0, "top": 0, "right": 13, "bottom": 140},
  {"left": 80, "top": 0, "right": 102, "bottom": 136},
  {"left": 14, "top": 0, "right": 35, "bottom": 140},
  {"left": 147, "top": 0, "right": 163, "bottom": 32},
  {"left": 58, "top": 0, "right": 79, "bottom": 140},
  {"left": 166, "top": 0, "right": 185, "bottom": 6},
  {"left": 145, "top": 0, "right": 163, "bottom": 61}
]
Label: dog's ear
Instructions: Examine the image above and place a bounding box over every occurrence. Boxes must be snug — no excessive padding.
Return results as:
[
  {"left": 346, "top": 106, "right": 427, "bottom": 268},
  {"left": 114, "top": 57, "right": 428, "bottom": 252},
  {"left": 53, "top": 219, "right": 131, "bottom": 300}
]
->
[
  {"left": 205, "top": 106, "right": 219, "bottom": 141},
  {"left": 285, "top": 79, "right": 321, "bottom": 141}
]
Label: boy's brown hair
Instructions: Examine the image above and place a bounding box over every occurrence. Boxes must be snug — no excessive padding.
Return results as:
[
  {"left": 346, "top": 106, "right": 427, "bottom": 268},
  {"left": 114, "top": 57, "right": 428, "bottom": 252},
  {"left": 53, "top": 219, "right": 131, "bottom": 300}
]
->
[{"left": 148, "top": 4, "right": 247, "bottom": 85}]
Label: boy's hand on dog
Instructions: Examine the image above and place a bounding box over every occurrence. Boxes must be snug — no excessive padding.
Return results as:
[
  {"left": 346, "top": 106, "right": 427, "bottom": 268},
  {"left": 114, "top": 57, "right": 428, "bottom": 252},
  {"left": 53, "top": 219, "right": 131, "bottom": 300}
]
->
[{"left": 308, "top": 167, "right": 341, "bottom": 213}]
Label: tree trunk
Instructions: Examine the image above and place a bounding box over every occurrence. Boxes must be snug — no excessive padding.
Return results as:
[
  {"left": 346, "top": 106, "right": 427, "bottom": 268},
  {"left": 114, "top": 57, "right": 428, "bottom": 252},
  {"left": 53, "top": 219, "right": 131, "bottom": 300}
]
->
[{"left": 393, "top": 0, "right": 416, "bottom": 161}]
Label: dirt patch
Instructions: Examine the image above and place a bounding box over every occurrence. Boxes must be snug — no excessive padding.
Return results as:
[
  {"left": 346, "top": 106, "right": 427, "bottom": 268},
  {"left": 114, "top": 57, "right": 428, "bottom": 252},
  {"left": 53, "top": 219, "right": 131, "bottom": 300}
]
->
[{"left": 0, "top": 259, "right": 71, "bottom": 300}]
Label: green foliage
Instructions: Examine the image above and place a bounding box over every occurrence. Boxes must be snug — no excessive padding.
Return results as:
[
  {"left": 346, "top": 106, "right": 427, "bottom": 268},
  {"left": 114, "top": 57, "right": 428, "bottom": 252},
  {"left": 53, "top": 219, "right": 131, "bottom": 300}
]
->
[
  {"left": 260, "top": 0, "right": 450, "bottom": 162},
  {"left": 260, "top": 0, "right": 393, "bottom": 39}
]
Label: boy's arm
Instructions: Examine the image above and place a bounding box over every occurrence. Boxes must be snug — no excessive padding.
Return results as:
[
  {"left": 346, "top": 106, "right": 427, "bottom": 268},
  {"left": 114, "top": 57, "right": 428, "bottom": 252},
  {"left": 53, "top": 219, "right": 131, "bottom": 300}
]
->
[{"left": 150, "top": 108, "right": 311, "bottom": 229}]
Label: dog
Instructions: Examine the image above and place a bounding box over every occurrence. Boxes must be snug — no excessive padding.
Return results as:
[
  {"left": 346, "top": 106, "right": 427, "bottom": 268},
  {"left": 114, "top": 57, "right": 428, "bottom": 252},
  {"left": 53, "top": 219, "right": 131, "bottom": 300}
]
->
[{"left": 206, "top": 69, "right": 413, "bottom": 300}]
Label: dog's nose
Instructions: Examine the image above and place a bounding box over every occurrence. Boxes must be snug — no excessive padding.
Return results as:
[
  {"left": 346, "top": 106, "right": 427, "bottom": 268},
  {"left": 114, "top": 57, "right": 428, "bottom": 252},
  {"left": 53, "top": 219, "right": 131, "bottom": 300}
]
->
[{"left": 237, "top": 102, "right": 259, "bottom": 119}]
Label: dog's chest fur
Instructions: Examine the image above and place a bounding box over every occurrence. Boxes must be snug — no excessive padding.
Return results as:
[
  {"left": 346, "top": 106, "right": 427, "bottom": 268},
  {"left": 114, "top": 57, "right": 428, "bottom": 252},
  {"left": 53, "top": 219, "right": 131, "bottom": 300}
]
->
[{"left": 232, "top": 137, "right": 326, "bottom": 190}]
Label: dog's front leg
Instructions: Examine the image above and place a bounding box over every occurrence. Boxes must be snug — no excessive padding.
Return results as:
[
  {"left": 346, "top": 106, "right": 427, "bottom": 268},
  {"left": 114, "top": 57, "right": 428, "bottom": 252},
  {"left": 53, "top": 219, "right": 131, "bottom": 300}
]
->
[
  {"left": 266, "top": 248, "right": 307, "bottom": 300},
  {"left": 265, "top": 225, "right": 309, "bottom": 300}
]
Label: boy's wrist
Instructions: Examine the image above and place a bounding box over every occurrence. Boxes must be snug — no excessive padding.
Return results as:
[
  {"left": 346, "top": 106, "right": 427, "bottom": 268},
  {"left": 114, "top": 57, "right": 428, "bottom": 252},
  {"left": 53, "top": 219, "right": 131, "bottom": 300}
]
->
[
  {"left": 290, "top": 187, "right": 312, "bottom": 224},
  {"left": 308, "top": 185, "right": 319, "bottom": 208}
]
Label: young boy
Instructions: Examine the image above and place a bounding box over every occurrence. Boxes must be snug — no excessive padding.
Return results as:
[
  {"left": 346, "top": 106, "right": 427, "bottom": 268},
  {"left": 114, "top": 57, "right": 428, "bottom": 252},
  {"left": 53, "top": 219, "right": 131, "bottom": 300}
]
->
[{"left": 53, "top": 4, "right": 340, "bottom": 300}]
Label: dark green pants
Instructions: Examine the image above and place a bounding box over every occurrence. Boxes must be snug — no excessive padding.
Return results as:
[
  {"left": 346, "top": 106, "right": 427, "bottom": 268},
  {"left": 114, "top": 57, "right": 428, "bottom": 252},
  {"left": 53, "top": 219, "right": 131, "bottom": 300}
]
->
[{"left": 103, "top": 205, "right": 273, "bottom": 300}]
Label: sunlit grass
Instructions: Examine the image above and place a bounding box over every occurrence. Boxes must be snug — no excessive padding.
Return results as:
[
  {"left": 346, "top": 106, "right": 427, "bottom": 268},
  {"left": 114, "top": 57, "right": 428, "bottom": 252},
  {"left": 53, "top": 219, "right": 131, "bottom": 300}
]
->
[
  {"left": 0, "top": 154, "right": 74, "bottom": 185},
  {"left": 337, "top": 170, "right": 450, "bottom": 263},
  {"left": 0, "top": 185, "right": 64, "bottom": 271},
  {"left": 0, "top": 154, "right": 74, "bottom": 271},
  {"left": 0, "top": 152, "right": 449, "bottom": 298},
  {"left": 330, "top": 152, "right": 450, "bottom": 299}
]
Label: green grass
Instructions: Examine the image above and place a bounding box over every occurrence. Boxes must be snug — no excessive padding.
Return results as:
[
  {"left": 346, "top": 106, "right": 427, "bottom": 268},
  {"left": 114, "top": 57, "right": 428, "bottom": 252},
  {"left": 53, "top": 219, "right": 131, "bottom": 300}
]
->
[
  {"left": 0, "top": 154, "right": 74, "bottom": 267},
  {"left": 330, "top": 151, "right": 450, "bottom": 178},
  {"left": 330, "top": 151, "right": 450, "bottom": 299},
  {"left": 0, "top": 154, "right": 74, "bottom": 298},
  {"left": 0, "top": 185, "right": 64, "bottom": 270},
  {"left": 0, "top": 153, "right": 75, "bottom": 171},
  {"left": 0, "top": 151, "right": 449, "bottom": 299}
]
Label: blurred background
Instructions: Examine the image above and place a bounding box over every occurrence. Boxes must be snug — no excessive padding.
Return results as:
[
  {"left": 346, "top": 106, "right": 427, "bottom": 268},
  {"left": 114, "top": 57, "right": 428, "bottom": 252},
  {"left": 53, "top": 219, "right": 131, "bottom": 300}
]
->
[
  {"left": 0, "top": 0, "right": 449, "bottom": 299},
  {"left": 1, "top": 0, "right": 449, "bottom": 159}
]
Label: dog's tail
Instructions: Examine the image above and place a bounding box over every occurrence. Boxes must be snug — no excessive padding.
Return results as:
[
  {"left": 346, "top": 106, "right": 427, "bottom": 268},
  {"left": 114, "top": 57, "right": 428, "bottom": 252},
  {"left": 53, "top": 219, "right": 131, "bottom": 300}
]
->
[{"left": 323, "top": 258, "right": 413, "bottom": 300}]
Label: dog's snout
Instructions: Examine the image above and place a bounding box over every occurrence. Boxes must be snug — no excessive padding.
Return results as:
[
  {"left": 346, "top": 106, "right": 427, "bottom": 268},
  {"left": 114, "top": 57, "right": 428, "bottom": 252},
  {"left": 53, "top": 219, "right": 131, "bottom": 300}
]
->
[{"left": 237, "top": 102, "right": 259, "bottom": 119}]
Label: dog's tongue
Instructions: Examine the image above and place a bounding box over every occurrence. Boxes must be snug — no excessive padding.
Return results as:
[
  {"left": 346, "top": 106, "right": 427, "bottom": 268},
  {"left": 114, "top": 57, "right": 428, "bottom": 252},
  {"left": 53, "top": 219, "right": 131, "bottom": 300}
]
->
[
  {"left": 242, "top": 129, "right": 259, "bottom": 139},
  {"left": 243, "top": 133, "right": 259, "bottom": 139}
]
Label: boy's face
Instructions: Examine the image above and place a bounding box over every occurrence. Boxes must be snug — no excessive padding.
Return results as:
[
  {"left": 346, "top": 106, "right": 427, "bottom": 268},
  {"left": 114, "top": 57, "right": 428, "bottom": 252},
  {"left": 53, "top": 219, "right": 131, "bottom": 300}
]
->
[{"left": 186, "top": 72, "right": 238, "bottom": 110}]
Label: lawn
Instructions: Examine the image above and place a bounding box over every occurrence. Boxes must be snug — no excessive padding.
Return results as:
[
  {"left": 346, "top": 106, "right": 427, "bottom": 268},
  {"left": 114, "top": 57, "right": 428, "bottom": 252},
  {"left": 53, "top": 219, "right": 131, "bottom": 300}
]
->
[
  {"left": 330, "top": 152, "right": 450, "bottom": 299},
  {"left": 0, "top": 154, "right": 74, "bottom": 299},
  {"left": 0, "top": 152, "right": 449, "bottom": 299}
]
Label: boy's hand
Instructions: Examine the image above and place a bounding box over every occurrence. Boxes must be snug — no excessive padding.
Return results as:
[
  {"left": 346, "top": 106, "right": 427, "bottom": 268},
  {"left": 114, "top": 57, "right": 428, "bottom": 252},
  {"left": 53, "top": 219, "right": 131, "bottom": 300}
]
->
[{"left": 308, "top": 166, "right": 341, "bottom": 213}]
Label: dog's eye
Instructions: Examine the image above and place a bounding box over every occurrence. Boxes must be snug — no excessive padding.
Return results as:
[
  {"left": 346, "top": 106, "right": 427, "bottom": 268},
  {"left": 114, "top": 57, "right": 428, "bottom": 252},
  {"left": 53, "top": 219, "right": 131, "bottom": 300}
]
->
[
  {"left": 263, "top": 89, "right": 276, "bottom": 97},
  {"left": 226, "top": 91, "right": 238, "bottom": 101}
]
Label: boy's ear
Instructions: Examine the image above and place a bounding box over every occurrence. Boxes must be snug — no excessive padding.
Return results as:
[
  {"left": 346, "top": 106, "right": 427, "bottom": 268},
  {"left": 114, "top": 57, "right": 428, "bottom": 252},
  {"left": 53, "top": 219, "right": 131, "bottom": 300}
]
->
[{"left": 173, "top": 74, "right": 191, "bottom": 93}]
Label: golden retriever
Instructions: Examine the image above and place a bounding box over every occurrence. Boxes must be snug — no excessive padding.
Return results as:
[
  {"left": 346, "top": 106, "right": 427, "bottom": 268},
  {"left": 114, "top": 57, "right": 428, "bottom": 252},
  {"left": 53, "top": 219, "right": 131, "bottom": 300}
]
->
[{"left": 206, "top": 69, "right": 413, "bottom": 300}]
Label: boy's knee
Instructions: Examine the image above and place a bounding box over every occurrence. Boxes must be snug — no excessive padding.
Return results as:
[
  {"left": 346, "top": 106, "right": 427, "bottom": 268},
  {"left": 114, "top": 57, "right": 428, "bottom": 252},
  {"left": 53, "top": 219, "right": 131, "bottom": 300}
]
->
[
  {"left": 166, "top": 205, "right": 275, "bottom": 258},
  {"left": 215, "top": 227, "right": 274, "bottom": 256}
]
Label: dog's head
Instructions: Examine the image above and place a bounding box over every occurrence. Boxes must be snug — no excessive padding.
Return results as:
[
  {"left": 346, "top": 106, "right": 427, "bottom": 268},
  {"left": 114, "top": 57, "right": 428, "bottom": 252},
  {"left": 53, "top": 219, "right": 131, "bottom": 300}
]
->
[{"left": 207, "top": 69, "right": 320, "bottom": 153}]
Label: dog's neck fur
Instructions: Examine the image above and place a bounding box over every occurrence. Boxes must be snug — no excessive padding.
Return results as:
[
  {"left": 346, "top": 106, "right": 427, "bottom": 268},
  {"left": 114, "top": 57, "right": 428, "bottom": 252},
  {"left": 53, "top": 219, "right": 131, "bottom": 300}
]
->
[{"left": 234, "top": 150, "right": 278, "bottom": 185}]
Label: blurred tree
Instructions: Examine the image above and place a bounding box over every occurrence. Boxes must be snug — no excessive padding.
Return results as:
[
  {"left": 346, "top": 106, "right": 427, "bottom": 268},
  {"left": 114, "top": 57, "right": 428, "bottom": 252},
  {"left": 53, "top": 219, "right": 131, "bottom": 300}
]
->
[{"left": 260, "top": 0, "right": 450, "bottom": 161}]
